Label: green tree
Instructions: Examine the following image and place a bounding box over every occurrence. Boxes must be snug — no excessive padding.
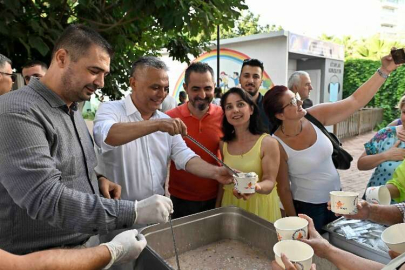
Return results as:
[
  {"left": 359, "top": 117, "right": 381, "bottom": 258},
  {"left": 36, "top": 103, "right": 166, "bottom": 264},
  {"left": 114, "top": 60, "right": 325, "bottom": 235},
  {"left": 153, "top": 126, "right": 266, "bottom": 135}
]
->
[
  {"left": 0, "top": 0, "right": 247, "bottom": 99},
  {"left": 212, "top": 10, "right": 282, "bottom": 40}
]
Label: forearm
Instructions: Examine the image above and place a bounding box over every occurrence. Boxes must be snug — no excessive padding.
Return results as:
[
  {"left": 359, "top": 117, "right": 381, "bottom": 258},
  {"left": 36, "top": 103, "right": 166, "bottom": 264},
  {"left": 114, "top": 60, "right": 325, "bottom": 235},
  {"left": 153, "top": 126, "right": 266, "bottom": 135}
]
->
[
  {"left": 387, "top": 183, "right": 400, "bottom": 199},
  {"left": 2, "top": 246, "right": 111, "bottom": 270},
  {"left": 324, "top": 245, "right": 384, "bottom": 270},
  {"left": 105, "top": 121, "right": 160, "bottom": 146},
  {"left": 368, "top": 204, "right": 403, "bottom": 225},
  {"left": 278, "top": 188, "right": 296, "bottom": 216},
  {"left": 349, "top": 72, "right": 387, "bottom": 110},
  {"left": 357, "top": 153, "right": 387, "bottom": 170},
  {"left": 257, "top": 179, "right": 275, "bottom": 194},
  {"left": 185, "top": 157, "right": 218, "bottom": 179}
]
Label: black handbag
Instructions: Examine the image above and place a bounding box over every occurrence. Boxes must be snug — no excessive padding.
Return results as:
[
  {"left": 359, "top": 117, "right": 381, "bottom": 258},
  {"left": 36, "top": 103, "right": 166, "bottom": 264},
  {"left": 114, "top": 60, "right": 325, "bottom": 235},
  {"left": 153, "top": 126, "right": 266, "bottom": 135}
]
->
[{"left": 305, "top": 112, "right": 353, "bottom": 170}]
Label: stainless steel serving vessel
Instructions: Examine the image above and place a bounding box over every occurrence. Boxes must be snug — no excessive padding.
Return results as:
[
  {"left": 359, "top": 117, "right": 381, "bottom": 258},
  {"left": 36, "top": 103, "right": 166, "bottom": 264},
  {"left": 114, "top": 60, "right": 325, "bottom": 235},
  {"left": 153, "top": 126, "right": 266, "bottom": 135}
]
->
[{"left": 135, "top": 206, "right": 337, "bottom": 270}]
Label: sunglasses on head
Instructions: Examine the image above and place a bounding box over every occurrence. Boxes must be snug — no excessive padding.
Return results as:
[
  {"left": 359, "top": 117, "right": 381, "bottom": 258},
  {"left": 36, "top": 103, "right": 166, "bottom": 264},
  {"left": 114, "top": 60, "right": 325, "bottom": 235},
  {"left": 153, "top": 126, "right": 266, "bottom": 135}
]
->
[{"left": 0, "top": 72, "right": 16, "bottom": 82}]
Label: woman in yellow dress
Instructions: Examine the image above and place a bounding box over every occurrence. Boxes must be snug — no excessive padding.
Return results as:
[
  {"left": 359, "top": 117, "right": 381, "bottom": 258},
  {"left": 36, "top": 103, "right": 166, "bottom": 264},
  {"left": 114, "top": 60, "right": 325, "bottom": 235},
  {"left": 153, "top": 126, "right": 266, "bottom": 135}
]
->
[{"left": 216, "top": 87, "right": 281, "bottom": 223}]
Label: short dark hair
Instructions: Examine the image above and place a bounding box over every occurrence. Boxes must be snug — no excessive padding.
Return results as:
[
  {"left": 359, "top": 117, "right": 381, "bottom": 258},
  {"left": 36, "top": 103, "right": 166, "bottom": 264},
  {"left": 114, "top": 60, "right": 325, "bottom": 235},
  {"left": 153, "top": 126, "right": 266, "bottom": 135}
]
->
[
  {"left": 241, "top": 58, "right": 264, "bottom": 75},
  {"left": 220, "top": 87, "right": 266, "bottom": 142},
  {"left": 130, "top": 56, "right": 168, "bottom": 78},
  {"left": 184, "top": 62, "right": 214, "bottom": 85},
  {"left": 263, "top": 85, "right": 289, "bottom": 134},
  {"left": 214, "top": 86, "right": 222, "bottom": 98},
  {"left": 22, "top": 60, "right": 48, "bottom": 71},
  {"left": 179, "top": 91, "right": 187, "bottom": 98},
  {"left": 52, "top": 24, "right": 114, "bottom": 62},
  {"left": 0, "top": 54, "right": 12, "bottom": 69}
]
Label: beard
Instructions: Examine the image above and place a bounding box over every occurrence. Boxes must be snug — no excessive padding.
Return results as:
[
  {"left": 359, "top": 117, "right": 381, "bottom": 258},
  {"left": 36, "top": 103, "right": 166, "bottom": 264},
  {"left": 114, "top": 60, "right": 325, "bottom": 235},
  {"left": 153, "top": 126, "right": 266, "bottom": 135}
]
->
[
  {"left": 61, "top": 67, "right": 96, "bottom": 103},
  {"left": 190, "top": 96, "right": 213, "bottom": 111},
  {"left": 243, "top": 83, "right": 259, "bottom": 97}
]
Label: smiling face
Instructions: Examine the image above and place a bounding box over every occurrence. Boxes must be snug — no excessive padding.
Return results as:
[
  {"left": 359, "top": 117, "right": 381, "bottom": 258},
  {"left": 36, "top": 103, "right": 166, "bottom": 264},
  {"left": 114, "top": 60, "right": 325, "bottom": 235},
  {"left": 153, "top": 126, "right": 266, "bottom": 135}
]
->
[
  {"left": 184, "top": 71, "right": 215, "bottom": 113},
  {"left": 276, "top": 90, "right": 305, "bottom": 121},
  {"left": 59, "top": 45, "right": 110, "bottom": 104},
  {"left": 224, "top": 93, "right": 253, "bottom": 127},
  {"left": 239, "top": 65, "right": 263, "bottom": 99},
  {"left": 130, "top": 66, "right": 169, "bottom": 119}
]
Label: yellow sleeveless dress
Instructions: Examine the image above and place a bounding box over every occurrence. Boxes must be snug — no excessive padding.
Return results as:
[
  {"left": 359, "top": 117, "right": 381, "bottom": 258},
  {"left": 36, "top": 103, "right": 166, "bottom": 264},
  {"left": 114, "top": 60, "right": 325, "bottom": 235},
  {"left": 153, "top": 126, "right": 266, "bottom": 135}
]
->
[{"left": 221, "top": 134, "right": 282, "bottom": 223}]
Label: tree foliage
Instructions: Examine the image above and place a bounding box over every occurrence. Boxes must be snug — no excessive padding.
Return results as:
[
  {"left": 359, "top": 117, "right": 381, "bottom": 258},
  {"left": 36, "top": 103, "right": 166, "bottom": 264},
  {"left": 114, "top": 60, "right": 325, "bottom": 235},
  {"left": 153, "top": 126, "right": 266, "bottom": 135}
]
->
[
  {"left": 0, "top": 0, "right": 247, "bottom": 99},
  {"left": 319, "top": 33, "right": 404, "bottom": 60},
  {"left": 211, "top": 10, "right": 283, "bottom": 40},
  {"left": 343, "top": 59, "right": 405, "bottom": 127}
]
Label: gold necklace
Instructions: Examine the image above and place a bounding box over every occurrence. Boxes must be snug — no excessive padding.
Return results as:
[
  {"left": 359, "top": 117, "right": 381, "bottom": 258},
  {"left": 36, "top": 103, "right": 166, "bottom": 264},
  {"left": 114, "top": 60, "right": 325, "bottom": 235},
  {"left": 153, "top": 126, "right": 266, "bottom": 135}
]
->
[{"left": 281, "top": 121, "right": 303, "bottom": 137}]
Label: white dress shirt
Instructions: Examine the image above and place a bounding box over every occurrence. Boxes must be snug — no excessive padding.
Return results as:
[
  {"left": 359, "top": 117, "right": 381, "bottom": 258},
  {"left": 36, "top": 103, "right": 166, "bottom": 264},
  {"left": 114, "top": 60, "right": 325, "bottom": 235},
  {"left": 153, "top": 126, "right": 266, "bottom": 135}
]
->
[{"left": 93, "top": 95, "right": 198, "bottom": 201}]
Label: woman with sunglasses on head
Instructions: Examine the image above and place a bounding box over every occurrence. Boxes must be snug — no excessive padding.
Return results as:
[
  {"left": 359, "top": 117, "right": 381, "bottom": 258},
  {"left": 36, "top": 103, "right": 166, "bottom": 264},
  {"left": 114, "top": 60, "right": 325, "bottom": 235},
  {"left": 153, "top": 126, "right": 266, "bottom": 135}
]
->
[
  {"left": 263, "top": 53, "right": 399, "bottom": 232},
  {"left": 216, "top": 87, "right": 282, "bottom": 223}
]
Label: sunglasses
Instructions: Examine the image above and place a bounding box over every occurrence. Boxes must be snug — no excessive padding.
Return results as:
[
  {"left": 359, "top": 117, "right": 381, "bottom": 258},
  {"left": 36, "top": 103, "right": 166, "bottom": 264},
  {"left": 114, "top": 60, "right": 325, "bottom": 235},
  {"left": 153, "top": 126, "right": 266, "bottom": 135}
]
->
[
  {"left": 282, "top": 93, "right": 302, "bottom": 110},
  {"left": 0, "top": 72, "right": 16, "bottom": 82}
]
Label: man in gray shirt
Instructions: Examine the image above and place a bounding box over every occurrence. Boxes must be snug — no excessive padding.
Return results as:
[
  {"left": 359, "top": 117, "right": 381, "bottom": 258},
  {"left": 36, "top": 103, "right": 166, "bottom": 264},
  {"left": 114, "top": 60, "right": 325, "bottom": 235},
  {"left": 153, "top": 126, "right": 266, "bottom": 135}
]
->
[{"left": 0, "top": 24, "right": 173, "bottom": 255}]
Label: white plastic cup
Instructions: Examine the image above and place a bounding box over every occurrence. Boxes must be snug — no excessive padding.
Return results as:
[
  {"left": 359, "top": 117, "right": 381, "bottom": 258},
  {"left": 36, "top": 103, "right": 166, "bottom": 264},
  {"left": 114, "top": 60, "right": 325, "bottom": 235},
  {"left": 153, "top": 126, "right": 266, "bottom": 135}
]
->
[
  {"left": 381, "top": 223, "right": 405, "bottom": 254},
  {"left": 365, "top": 186, "right": 391, "bottom": 205},
  {"left": 274, "top": 217, "right": 309, "bottom": 241},
  {"left": 233, "top": 173, "right": 258, "bottom": 194},
  {"left": 330, "top": 191, "right": 359, "bottom": 215},
  {"left": 273, "top": 240, "right": 314, "bottom": 270}
]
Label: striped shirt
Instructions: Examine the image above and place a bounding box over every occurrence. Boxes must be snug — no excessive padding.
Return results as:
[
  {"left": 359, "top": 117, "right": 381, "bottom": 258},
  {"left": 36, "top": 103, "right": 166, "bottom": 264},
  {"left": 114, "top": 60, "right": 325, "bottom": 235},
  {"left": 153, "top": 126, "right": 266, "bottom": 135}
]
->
[{"left": 0, "top": 78, "right": 135, "bottom": 254}]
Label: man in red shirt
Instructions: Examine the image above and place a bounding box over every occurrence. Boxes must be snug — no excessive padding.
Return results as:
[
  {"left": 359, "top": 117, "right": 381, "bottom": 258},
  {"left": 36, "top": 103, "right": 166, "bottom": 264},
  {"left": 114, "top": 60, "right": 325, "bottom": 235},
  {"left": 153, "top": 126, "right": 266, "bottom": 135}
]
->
[{"left": 166, "top": 62, "right": 223, "bottom": 218}]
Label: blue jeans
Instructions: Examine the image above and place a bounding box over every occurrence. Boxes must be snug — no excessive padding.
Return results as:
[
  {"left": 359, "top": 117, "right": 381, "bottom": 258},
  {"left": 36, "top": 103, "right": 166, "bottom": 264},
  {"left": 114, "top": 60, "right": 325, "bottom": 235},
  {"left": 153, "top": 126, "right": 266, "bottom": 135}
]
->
[{"left": 293, "top": 200, "right": 338, "bottom": 233}]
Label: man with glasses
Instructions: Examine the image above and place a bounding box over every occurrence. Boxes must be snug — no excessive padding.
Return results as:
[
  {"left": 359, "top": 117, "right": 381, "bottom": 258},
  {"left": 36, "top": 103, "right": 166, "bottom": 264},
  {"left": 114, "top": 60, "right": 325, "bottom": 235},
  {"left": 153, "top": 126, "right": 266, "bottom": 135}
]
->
[
  {"left": 0, "top": 53, "right": 15, "bottom": 96},
  {"left": 239, "top": 58, "right": 272, "bottom": 132},
  {"left": 288, "top": 71, "right": 314, "bottom": 109},
  {"left": 22, "top": 60, "right": 48, "bottom": 85}
]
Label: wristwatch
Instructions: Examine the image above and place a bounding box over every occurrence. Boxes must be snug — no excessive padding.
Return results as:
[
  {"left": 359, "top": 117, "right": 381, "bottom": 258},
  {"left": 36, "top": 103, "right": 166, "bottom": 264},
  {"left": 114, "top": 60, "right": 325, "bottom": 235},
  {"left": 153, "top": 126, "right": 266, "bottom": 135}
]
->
[{"left": 377, "top": 68, "right": 389, "bottom": 79}]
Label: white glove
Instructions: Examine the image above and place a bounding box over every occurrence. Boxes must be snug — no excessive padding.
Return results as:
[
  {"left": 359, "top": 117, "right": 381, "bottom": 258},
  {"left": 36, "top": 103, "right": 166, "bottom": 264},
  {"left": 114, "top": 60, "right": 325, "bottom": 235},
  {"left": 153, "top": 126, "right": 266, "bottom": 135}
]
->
[
  {"left": 101, "top": 229, "right": 147, "bottom": 269},
  {"left": 134, "top": 194, "right": 173, "bottom": 224}
]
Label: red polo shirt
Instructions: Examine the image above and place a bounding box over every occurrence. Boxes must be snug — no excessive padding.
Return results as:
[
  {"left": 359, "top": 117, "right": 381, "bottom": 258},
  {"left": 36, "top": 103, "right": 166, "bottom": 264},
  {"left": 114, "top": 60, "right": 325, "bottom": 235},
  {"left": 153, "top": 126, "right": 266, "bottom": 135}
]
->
[{"left": 166, "top": 103, "right": 223, "bottom": 201}]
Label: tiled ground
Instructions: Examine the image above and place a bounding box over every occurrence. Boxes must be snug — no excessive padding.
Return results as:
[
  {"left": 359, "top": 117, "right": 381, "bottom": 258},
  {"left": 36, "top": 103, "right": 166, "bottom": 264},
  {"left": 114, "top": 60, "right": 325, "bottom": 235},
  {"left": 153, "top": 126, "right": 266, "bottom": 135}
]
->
[{"left": 338, "top": 131, "right": 376, "bottom": 196}]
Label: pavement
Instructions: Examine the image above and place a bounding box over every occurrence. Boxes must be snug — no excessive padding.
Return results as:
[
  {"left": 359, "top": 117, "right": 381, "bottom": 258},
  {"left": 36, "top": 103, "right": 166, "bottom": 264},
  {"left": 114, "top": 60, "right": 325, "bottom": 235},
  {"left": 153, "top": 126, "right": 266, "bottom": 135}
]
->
[{"left": 338, "top": 131, "right": 376, "bottom": 196}]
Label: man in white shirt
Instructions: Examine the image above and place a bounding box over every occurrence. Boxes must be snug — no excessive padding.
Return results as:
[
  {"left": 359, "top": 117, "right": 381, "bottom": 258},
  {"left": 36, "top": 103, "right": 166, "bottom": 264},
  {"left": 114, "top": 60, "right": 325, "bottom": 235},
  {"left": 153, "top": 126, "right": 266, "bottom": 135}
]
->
[{"left": 93, "top": 56, "right": 233, "bottom": 270}]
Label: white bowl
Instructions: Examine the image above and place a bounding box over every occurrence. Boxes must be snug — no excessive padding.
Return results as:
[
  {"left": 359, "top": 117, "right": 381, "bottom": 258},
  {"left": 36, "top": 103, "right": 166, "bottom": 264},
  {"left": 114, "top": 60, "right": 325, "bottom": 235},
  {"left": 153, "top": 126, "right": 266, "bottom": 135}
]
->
[
  {"left": 381, "top": 223, "right": 405, "bottom": 254},
  {"left": 273, "top": 240, "right": 314, "bottom": 270},
  {"left": 365, "top": 186, "right": 391, "bottom": 205},
  {"left": 330, "top": 191, "right": 359, "bottom": 215},
  {"left": 274, "top": 217, "right": 308, "bottom": 241},
  {"left": 233, "top": 173, "right": 258, "bottom": 194}
]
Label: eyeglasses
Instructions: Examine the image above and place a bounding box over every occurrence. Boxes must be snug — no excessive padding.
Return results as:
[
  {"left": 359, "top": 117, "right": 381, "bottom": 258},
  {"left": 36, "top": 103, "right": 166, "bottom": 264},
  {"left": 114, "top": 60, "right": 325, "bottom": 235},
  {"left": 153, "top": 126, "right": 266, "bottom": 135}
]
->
[
  {"left": 281, "top": 93, "right": 302, "bottom": 110},
  {"left": 0, "top": 72, "right": 16, "bottom": 82}
]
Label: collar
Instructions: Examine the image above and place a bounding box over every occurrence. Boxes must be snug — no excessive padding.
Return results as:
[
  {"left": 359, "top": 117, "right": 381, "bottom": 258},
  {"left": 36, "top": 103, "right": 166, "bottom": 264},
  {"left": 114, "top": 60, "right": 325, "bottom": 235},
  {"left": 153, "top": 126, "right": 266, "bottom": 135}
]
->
[
  {"left": 256, "top": 92, "right": 264, "bottom": 105},
  {"left": 29, "top": 78, "right": 77, "bottom": 113},
  {"left": 124, "top": 94, "right": 158, "bottom": 118},
  {"left": 179, "top": 102, "right": 214, "bottom": 118}
]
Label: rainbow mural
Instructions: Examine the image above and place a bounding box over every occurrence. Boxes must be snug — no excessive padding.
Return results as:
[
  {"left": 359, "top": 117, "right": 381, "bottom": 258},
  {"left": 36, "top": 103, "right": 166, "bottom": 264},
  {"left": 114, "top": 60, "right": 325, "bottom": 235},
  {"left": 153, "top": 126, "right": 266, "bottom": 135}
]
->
[{"left": 172, "top": 48, "right": 273, "bottom": 100}]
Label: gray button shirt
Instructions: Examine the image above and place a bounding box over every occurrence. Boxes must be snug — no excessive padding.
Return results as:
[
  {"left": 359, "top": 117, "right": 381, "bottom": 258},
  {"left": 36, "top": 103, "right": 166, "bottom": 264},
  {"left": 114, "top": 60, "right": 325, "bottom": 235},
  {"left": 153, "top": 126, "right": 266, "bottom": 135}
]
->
[{"left": 0, "top": 78, "right": 135, "bottom": 254}]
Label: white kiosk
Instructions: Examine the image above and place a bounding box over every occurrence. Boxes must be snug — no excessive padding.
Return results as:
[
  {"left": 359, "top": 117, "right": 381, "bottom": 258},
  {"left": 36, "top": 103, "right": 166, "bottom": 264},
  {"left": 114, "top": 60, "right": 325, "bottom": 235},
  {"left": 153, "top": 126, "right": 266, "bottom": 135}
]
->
[{"left": 162, "top": 30, "right": 345, "bottom": 106}]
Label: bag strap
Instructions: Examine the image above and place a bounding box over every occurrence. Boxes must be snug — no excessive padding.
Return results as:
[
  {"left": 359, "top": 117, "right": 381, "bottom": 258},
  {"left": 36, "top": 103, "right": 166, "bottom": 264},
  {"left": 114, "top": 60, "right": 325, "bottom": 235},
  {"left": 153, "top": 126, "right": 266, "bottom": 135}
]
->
[{"left": 304, "top": 112, "right": 340, "bottom": 147}]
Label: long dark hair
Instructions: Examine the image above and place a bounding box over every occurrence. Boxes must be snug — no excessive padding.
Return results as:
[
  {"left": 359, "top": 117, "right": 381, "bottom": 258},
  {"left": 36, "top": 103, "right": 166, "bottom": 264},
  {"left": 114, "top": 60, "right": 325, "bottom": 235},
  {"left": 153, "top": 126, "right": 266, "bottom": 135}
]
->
[
  {"left": 263, "top": 85, "right": 289, "bottom": 134},
  {"left": 220, "top": 87, "right": 266, "bottom": 142}
]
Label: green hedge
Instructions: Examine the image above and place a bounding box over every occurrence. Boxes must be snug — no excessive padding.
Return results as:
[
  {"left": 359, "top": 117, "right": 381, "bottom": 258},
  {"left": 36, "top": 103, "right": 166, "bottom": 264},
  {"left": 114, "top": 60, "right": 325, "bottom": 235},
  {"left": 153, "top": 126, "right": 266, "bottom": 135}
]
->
[{"left": 343, "top": 59, "right": 405, "bottom": 128}]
